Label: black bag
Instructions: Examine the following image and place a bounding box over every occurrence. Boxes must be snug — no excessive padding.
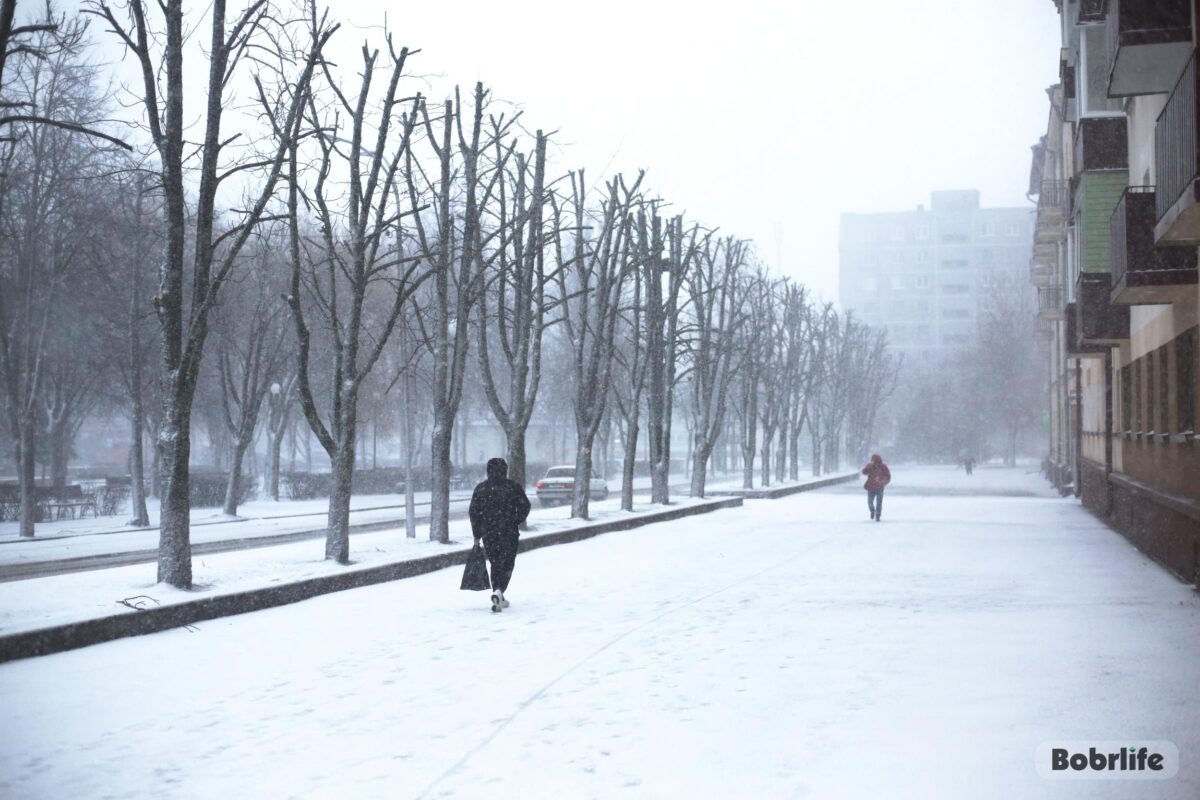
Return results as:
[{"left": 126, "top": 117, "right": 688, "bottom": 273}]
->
[{"left": 460, "top": 543, "right": 491, "bottom": 591}]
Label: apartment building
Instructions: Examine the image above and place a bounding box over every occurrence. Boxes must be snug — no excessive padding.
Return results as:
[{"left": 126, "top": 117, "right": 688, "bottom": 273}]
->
[
  {"left": 839, "top": 191, "right": 1033, "bottom": 363},
  {"left": 1030, "top": 0, "right": 1199, "bottom": 583}
]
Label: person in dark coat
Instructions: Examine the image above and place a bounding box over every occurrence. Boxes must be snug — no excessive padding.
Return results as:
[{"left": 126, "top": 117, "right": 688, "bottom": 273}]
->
[
  {"left": 862, "top": 453, "right": 891, "bottom": 522},
  {"left": 469, "top": 457, "right": 531, "bottom": 612}
]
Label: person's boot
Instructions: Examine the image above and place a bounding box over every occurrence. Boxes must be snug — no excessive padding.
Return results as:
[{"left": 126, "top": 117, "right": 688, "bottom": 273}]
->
[
  {"left": 499, "top": 591, "right": 510, "bottom": 609},
  {"left": 490, "top": 590, "right": 503, "bottom": 613}
]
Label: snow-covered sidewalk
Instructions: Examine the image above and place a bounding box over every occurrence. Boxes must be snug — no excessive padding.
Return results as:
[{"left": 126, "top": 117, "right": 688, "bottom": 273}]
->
[
  {"left": 1, "top": 465, "right": 1196, "bottom": 798},
  {"left": 0, "top": 494, "right": 726, "bottom": 637}
]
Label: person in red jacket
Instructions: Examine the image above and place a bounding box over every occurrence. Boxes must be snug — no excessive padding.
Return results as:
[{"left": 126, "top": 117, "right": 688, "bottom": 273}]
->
[{"left": 862, "top": 453, "right": 891, "bottom": 522}]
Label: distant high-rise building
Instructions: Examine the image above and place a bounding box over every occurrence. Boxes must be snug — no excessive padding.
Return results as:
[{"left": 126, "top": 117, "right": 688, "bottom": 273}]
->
[{"left": 838, "top": 190, "right": 1034, "bottom": 361}]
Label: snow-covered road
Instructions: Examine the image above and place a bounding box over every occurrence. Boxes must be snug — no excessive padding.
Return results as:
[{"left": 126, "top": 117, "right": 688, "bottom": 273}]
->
[{"left": 1, "top": 466, "right": 1196, "bottom": 799}]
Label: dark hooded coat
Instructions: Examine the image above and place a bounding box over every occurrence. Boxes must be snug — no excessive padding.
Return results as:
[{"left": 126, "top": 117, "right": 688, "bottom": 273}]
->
[{"left": 469, "top": 458, "right": 531, "bottom": 541}]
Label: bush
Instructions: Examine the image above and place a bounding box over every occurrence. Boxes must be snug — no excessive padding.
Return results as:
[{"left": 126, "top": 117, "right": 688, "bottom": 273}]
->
[{"left": 188, "top": 472, "right": 255, "bottom": 509}]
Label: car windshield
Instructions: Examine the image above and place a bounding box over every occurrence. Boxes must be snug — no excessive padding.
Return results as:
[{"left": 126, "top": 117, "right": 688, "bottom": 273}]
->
[{"left": 545, "top": 467, "right": 574, "bottom": 478}]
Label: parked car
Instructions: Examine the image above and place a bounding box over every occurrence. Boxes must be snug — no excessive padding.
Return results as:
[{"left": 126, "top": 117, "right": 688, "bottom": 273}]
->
[{"left": 535, "top": 465, "right": 608, "bottom": 507}]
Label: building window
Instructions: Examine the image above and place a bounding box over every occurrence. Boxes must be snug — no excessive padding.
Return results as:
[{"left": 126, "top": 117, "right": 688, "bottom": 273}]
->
[
  {"left": 917, "top": 225, "right": 930, "bottom": 240},
  {"left": 1006, "top": 222, "right": 1021, "bottom": 237},
  {"left": 891, "top": 275, "right": 905, "bottom": 290},
  {"left": 1121, "top": 365, "right": 1132, "bottom": 432},
  {"left": 941, "top": 259, "right": 968, "bottom": 269},
  {"left": 915, "top": 275, "right": 932, "bottom": 289},
  {"left": 916, "top": 250, "right": 930, "bottom": 263},
  {"left": 1179, "top": 328, "right": 1196, "bottom": 433},
  {"left": 1132, "top": 360, "right": 1142, "bottom": 432},
  {"left": 1147, "top": 354, "right": 1156, "bottom": 432},
  {"left": 890, "top": 226, "right": 905, "bottom": 242},
  {"left": 981, "top": 222, "right": 995, "bottom": 237},
  {"left": 942, "top": 308, "right": 971, "bottom": 319},
  {"left": 916, "top": 299, "right": 930, "bottom": 313},
  {"left": 1159, "top": 345, "right": 1170, "bottom": 434}
]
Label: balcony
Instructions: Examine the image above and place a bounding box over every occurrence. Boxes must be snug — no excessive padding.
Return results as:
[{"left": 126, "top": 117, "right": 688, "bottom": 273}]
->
[
  {"left": 1036, "top": 180, "right": 1069, "bottom": 241},
  {"left": 1078, "top": 0, "right": 1108, "bottom": 25},
  {"left": 1076, "top": 272, "right": 1130, "bottom": 345},
  {"left": 1155, "top": 50, "right": 1200, "bottom": 244},
  {"left": 1073, "top": 117, "right": 1128, "bottom": 177},
  {"left": 1065, "top": 303, "right": 1105, "bottom": 357},
  {"left": 1110, "top": 186, "right": 1199, "bottom": 304},
  {"left": 1037, "top": 285, "right": 1065, "bottom": 320},
  {"left": 1106, "top": 0, "right": 1193, "bottom": 97},
  {"left": 1030, "top": 242, "right": 1057, "bottom": 288}
]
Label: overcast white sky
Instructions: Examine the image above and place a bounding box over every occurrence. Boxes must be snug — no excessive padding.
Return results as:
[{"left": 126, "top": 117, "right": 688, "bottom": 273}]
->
[
  {"left": 332, "top": 0, "right": 1063, "bottom": 303},
  {"left": 75, "top": 0, "right": 1063, "bottom": 305}
]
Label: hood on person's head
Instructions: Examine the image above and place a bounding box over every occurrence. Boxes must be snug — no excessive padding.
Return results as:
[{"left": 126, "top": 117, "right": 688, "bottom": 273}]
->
[
  {"left": 870, "top": 453, "right": 882, "bottom": 464},
  {"left": 486, "top": 458, "right": 508, "bottom": 480}
]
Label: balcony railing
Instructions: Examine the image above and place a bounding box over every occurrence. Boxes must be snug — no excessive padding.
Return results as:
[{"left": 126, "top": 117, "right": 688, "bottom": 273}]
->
[
  {"left": 1111, "top": 186, "right": 1199, "bottom": 303},
  {"left": 1037, "top": 285, "right": 1064, "bottom": 318},
  {"left": 1038, "top": 180, "right": 1069, "bottom": 216},
  {"left": 1078, "top": 0, "right": 1109, "bottom": 24},
  {"left": 1074, "top": 116, "right": 1128, "bottom": 177},
  {"left": 1154, "top": 49, "right": 1200, "bottom": 243},
  {"left": 1076, "top": 272, "right": 1130, "bottom": 343},
  {"left": 1106, "top": 0, "right": 1193, "bottom": 97}
]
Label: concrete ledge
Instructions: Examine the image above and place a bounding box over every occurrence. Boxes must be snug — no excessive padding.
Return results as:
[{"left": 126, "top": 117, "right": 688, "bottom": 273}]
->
[
  {"left": 0, "top": 497, "right": 742, "bottom": 664},
  {"left": 707, "top": 473, "right": 857, "bottom": 499}
]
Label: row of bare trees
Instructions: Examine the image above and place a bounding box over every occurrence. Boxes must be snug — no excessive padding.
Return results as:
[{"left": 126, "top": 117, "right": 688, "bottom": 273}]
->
[{"left": 0, "top": 0, "right": 897, "bottom": 589}]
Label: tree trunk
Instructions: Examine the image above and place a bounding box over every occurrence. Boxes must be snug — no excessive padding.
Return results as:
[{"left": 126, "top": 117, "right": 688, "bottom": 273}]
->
[
  {"left": 222, "top": 440, "right": 249, "bottom": 516},
  {"left": 17, "top": 425, "right": 36, "bottom": 537},
  {"left": 505, "top": 428, "right": 528, "bottom": 489},
  {"left": 429, "top": 421, "right": 453, "bottom": 543},
  {"left": 326, "top": 440, "right": 354, "bottom": 563},
  {"left": 760, "top": 440, "right": 771, "bottom": 488},
  {"left": 621, "top": 420, "right": 638, "bottom": 511},
  {"left": 128, "top": 401, "right": 150, "bottom": 526},
  {"left": 268, "top": 428, "right": 283, "bottom": 500},
  {"left": 157, "top": 407, "right": 193, "bottom": 587},
  {"left": 49, "top": 425, "right": 69, "bottom": 489},
  {"left": 570, "top": 435, "right": 595, "bottom": 520},
  {"left": 690, "top": 435, "right": 710, "bottom": 498}
]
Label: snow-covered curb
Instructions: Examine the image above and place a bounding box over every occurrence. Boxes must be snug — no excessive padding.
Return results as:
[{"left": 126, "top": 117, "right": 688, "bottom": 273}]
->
[
  {"left": 0, "top": 497, "right": 742, "bottom": 663},
  {"left": 706, "top": 472, "right": 857, "bottom": 499}
]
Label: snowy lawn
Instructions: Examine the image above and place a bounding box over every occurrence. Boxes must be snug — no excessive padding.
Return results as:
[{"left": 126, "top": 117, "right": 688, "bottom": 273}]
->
[
  {"left": 0, "top": 465, "right": 1196, "bottom": 798},
  {"left": 0, "top": 495, "right": 721, "bottom": 635},
  {"left": 0, "top": 473, "right": 707, "bottom": 565}
]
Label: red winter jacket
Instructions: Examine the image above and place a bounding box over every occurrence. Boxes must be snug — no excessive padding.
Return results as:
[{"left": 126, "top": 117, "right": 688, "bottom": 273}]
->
[{"left": 862, "top": 457, "right": 891, "bottom": 492}]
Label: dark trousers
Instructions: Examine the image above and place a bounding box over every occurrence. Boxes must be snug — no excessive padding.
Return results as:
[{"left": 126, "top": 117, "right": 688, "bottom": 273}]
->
[
  {"left": 484, "top": 533, "right": 518, "bottom": 593},
  {"left": 867, "top": 490, "right": 884, "bottom": 519}
]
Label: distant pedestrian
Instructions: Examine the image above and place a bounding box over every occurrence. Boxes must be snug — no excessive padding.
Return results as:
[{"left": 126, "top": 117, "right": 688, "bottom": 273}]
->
[
  {"left": 469, "top": 457, "right": 531, "bottom": 612},
  {"left": 862, "top": 453, "right": 891, "bottom": 522},
  {"left": 964, "top": 456, "right": 975, "bottom": 476}
]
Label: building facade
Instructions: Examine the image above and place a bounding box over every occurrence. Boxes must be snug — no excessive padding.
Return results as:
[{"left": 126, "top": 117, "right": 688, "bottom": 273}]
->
[
  {"left": 1031, "top": 0, "right": 1200, "bottom": 583},
  {"left": 839, "top": 191, "right": 1033, "bottom": 363}
]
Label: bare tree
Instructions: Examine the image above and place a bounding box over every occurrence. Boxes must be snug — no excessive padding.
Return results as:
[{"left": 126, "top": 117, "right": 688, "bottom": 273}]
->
[
  {"left": 476, "top": 129, "right": 551, "bottom": 489},
  {"left": 90, "top": 0, "right": 334, "bottom": 586},
  {"left": 643, "top": 210, "right": 693, "bottom": 504},
  {"left": 286, "top": 36, "right": 427, "bottom": 562},
  {"left": 684, "top": 235, "right": 748, "bottom": 497},
  {"left": 215, "top": 246, "right": 290, "bottom": 516},
  {"left": 408, "top": 82, "right": 515, "bottom": 543},
  {"left": 1, "top": 1, "right": 130, "bottom": 148},
  {"left": 0, "top": 24, "right": 117, "bottom": 536},
  {"left": 553, "top": 171, "right": 642, "bottom": 519}
]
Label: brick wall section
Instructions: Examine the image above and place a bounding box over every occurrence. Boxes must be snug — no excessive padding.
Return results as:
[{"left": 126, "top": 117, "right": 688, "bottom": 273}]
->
[{"left": 1079, "top": 458, "right": 1200, "bottom": 583}]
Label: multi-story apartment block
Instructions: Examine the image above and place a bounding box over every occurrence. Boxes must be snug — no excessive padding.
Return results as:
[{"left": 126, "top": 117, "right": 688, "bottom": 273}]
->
[
  {"left": 1030, "top": 0, "right": 1199, "bottom": 583},
  {"left": 839, "top": 191, "right": 1033, "bottom": 363}
]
